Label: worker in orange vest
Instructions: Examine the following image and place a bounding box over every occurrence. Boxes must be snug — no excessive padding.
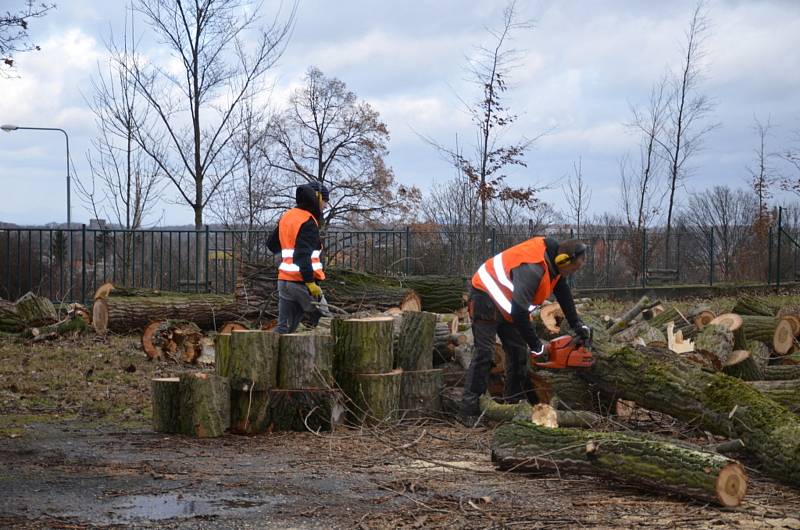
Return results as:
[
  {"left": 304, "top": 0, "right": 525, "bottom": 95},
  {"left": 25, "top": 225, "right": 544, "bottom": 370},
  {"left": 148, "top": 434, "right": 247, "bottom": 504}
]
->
[
  {"left": 268, "top": 182, "right": 329, "bottom": 333},
  {"left": 461, "top": 237, "right": 590, "bottom": 424}
]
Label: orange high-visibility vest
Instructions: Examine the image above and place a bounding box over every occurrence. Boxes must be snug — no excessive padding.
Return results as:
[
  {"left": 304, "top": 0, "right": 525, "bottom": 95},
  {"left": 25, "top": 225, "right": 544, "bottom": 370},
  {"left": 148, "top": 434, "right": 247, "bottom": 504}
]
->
[
  {"left": 277, "top": 208, "right": 325, "bottom": 282},
  {"left": 471, "top": 237, "right": 561, "bottom": 321}
]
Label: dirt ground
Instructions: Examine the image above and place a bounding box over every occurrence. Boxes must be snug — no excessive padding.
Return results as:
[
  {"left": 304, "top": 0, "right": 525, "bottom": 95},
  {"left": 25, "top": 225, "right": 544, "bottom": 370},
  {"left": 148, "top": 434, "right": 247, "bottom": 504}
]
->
[{"left": 2, "top": 311, "right": 800, "bottom": 529}]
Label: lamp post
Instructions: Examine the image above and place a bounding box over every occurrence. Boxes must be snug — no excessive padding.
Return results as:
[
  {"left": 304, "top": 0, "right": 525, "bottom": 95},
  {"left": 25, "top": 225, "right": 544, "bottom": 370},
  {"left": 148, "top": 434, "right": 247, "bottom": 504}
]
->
[{"left": 1, "top": 124, "right": 71, "bottom": 226}]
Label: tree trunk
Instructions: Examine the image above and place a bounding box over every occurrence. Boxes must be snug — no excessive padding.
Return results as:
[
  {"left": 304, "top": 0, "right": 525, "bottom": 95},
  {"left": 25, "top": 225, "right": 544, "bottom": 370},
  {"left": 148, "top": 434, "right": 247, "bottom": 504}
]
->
[
  {"left": 608, "top": 295, "right": 651, "bottom": 334},
  {"left": 694, "top": 324, "right": 736, "bottom": 366},
  {"left": 14, "top": 292, "right": 57, "bottom": 326},
  {"left": 394, "top": 311, "right": 437, "bottom": 371},
  {"left": 491, "top": 421, "right": 747, "bottom": 507},
  {"left": 178, "top": 373, "right": 230, "bottom": 438},
  {"left": 332, "top": 317, "right": 394, "bottom": 375},
  {"left": 25, "top": 314, "right": 88, "bottom": 341},
  {"left": 479, "top": 395, "right": 603, "bottom": 427},
  {"left": 583, "top": 344, "right": 800, "bottom": 487},
  {"left": 401, "top": 276, "right": 468, "bottom": 313},
  {"left": 530, "top": 370, "right": 611, "bottom": 413},
  {"left": 748, "top": 380, "right": 800, "bottom": 413},
  {"left": 0, "top": 299, "right": 24, "bottom": 333},
  {"left": 732, "top": 295, "right": 777, "bottom": 316},
  {"left": 227, "top": 330, "right": 279, "bottom": 390},
  {"left": 762, "top": 365, "right": 800, "bottom": 381},
  {"left": 151, "top": 377, "right": 180, "bottom": 433},
  {"left": 339, "top": 368, "right": 402, "bottom": 425},
  {"left": 278, "top": 332, "right": 334, "bottom": 389},
  {"left": 614, "top": 321, "right": 666, "bottom": 347},
  {"left": 230, "top": 388, "right": 271, "bottom": 434},
  {"left": 214, "top": 333, "right": 232, "bottom": 377},
  {"left": 93, "top": 292, "right": 243, "bottom": 333},
  {"left": 739, "top": 315, "right": 779, "bottom": 346},
  {"left": 399, "top": 369, "right": 443, "bottom": 418},
  {"left": 267, "top": 388, "right": 346, "bottom": 432}
]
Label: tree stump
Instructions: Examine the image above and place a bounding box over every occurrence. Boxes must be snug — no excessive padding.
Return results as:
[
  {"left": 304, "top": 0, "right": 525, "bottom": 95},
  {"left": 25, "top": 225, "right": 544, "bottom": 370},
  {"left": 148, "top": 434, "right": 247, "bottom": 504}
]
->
[
  {"left": 228, "top": 330, "right": 279, "bottom": 390},
  {"left": 178, "top": 373, "right": 230, "bottom": 438},
  {"left": 230, "top": 388, "right": 271, "bottom": 434},
  {"left": 268, "top": 388, "right": 346, "bottom": 432},
  {"left": 332, "top": 317, "right": 394, "bottom": 375},
  {"left": 395, "top": 311, "right": 437, "bottom": 371},
  {"left": 399, "top": 369, "right": 443, "bottom": 418},
  {"left": 339, "top": 368, "right": 402, "bottom": 425},
  {"left": 151, "top": 377, "right": 180, "bottom": 433},
  {"left": 278, "top": 332, "right": 334, "bottom": 389},
  {"left": 214, "top": 333, "right": 232, "bottom": 377},
  {"left": 491, "top": 420, "right": 747, "bottom": 507}
]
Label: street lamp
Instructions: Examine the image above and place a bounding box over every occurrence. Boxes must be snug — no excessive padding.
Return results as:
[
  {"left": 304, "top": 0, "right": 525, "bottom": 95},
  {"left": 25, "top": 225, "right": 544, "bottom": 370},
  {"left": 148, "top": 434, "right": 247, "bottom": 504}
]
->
[{"left": 1, "top": 124, "right": 71, "bottom": 226}]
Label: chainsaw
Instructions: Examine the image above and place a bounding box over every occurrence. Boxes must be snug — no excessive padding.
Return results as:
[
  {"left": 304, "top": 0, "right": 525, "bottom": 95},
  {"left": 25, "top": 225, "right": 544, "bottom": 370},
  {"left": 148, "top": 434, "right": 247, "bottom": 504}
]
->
[{"left": 532, "top": 330, "right": 594, "bottom": 369}]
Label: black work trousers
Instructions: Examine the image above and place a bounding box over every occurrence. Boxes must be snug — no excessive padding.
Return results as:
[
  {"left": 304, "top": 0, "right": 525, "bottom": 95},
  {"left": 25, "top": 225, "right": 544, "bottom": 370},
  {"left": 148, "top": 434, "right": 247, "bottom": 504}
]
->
[{"left": 461, "top": 288, "right": 534, "bottom": 416}]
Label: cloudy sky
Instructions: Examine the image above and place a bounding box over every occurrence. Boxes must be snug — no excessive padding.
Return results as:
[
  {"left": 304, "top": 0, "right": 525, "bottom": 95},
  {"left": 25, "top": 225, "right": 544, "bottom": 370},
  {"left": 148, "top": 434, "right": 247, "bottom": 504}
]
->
[{"left": 1, "top": 0, "right": 799, "bottom": 227}]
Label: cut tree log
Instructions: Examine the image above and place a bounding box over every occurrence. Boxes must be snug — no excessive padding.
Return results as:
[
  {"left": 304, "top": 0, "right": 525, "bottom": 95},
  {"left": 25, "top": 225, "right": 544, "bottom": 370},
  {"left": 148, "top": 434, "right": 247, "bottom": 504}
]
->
[
  {"left": 539, "top": 304, "right": 565, "bottom": 334},
  {"left": 582, "top": 344, "right": 800, "bottom": 487},
  {"left": 24, "top": 313, "right": 88, "bottom": 341},
  {"left": 666, "top": 322, "right": 695, "bottom": 355},
  {"left": 178, "top": 373, "right": 230, "bottom": 438},
  {"left": 732, "top": 295, "right": 777, "bottom": 317},
  {"left": 278, "top": 332, "right": 334, "bottom": 389},
  {"left": 608, "top": 295, "right": 651, "bottom": 334},
  {"left": 614, "top": 321, "right": 666, "bottom": 347},
  {"left": 694, "top": 324, "right": 738, "bottom": 367},
  {"left": 773, "top": 319, "right": 795, "bottom": 355},
  {"left": 92, "top": 291, "right": 243, "bottom": 333},
  {"left": 339, "top": 368, "right": 403, "bottom": 425},
  {"left": 395, "top": 311, "right": 437, "bottom": 371},
  {"left": 141, "top": 320, "right": 204, "bottom": 362},
  {"left": 530, "top": 370, "right": 611, "bottom": 413},
  {"left": 739, "top": 315, "right": 780, "bottom": 348},
  {"left": 230, "top": 388, "right": 271, "bottom": 434},
  {"left": 227, "top": 330, "right": 279, "bottom": 390},
  {"left": 491, "top": 420, "right": 747, "bottom": 507},
  {"left": 762, "top": 364, "right": 800, "bottom": 381},
  {"left": 267, "top": 389, "right": 346, "bottom": 432},
  {"left": 709, "top": 313, "right": 743, "bottom": 332},
  {"left": 220, "top": 321, "right": 250, "bottom": 334},
  {"left": 214, "top": 333, "right": 231, "bottom": 377},
  {"left": 479, "top": 395, "right": 603, "bottom": 427},
  {"left": 781, "top": 315, "right": 800, "bottom": 337},
  {"left": 151, "top": 377, "right": 181, "bottom": 433},
  {"left": 399, "top": 369, "right": 443, "bottom": 418},
  {"left": 0, "top": 299, "right": 24, "bottom": 333},
  {"left": 748, "top": 380, "right": 800, "bottom": 413},
  {"left": 688, "top": 305, "right": 716, "bottom": 329},
  {"left": 14, "top": 292, "right": 57, "bottom": 326},
  {"left": 332, "top": 317, "right": 394, "bottom": 375}
]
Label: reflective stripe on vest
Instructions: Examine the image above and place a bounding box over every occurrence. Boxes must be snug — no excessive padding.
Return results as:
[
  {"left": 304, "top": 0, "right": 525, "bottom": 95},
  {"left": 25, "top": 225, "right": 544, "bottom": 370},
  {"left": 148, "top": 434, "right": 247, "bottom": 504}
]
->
[
  {"left": 277, "top": 208, "right": 325, "bottom": 281},
  {"left": 471, "top": 237, "right": 560, "bottom": 321}
]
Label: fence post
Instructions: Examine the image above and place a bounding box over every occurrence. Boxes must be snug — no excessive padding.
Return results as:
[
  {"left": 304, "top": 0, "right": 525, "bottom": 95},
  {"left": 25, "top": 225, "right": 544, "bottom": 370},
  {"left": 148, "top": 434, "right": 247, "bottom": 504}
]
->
[
  {"left": 708, "top": 229, "right": 714, "bottom": 286},
  {"left": 777, "top": 207, "right": 783, "bottom": 292},
  {"left": 204, "top": 225, "right": 210, "bottom": 292},
  {"left": 81, "top": 224, "right": 87, "bottom": 303},
  {"left": 404, "top": 226, "right": 411, "bottom": 275},
  {"left": 768, "top": 224, "right": 773, "bottom": 285},
  {"left": 641, "top": 229, "right": 647, "bottom": 288}
]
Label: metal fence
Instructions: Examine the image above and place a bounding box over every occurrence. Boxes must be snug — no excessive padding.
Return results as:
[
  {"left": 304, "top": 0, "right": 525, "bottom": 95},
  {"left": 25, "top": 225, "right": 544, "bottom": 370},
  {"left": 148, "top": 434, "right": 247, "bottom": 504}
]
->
[{"left": 1, "top": 218, "right": 797, "bottom": 304}]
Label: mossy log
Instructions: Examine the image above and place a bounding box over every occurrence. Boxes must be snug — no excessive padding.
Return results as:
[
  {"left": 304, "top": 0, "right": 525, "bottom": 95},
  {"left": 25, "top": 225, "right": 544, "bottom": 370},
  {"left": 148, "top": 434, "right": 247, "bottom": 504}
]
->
[
  {"left": 93, "top": 291, "right": 243, "bottom": 333},
  {"left": 401, "top": 276, "right": 468, "bottom": 313},
  {"left": 491, "top": 421, "right": 747, "bottom": 507},
  {"left": 395, "top": 311, "right": 437, "bottom": 371},
  {"left": 0, "top": 299, "right": 25, "bottom": 332},
  {"left": 14, "top": 292, "right": 57, "bottom": 326},
  {"left": 694, "top": 324, "right": 738, "bottom": 367},
  {"left": 332, "top": 317, "right": 394, "bottom": 375},
  {"left": 739, "top": 315, "right": 779, "bottom": 346},
  {"left": 479, "top": 395, "right": 603, "bottom": 427},
  {"left": 267, "top": 388, "right": 346, "bottom": 432},
  {"left": 724, "top": 339, "right": 767, "bottom": 381},
  {"left": 339, "top": 368, "right": 402, "bottom": 425},
  {"left": 399, "top": 369, "right": 443, "bottom": 417},
  {"left": 278, "top": 332, "right": 334, "bottom": 389},
  {"left": 748, "top": 380, "right": 800, "bottom": 413},
  {"left": 732, "top": 295, "right": 777, "bottom": 317},
  {"left": 614, "top": 321, "right": 666, "bottom": 346},
  {"left": 227, "top": 330, "right": 279, "bottom": 390},
  {"left": 214, "top": 333, "right": 232, "bottom": 377},
  {"left": 762, "top": 364, "right": 800, "bottom": 381},
  {"left": 178, "top": 373, "right": 230, "bottom": 438},
  {"left": 24, "top": 313, "right": 88, "bottom": 341},
  {"left": 151, "top": 377, "right": 181, "bottom": 433},
  {"left": 230, "top": 389, "right": 271, "bottom": 434},
  {"left": 583, "top": 344, "right": 800, "bottom": 487},
  {"left": 530, "top": 369, "right": 612, "bottom": 413},
  {"left": 608, "top": 295, "right": 651, "bottom": 334}
]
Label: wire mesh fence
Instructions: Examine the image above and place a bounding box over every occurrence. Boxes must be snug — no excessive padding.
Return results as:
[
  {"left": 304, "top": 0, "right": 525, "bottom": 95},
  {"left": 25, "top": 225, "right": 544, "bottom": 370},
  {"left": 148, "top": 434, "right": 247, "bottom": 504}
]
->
[{"left": 0, "top": 217, "right": 795, "bottom": 304}]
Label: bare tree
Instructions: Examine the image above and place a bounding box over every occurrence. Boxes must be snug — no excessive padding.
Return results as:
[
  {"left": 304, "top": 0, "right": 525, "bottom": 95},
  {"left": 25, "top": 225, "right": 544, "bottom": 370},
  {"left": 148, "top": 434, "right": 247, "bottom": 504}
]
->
[
  {"left": 129, "top": 0, "right": 295, "bottom": 229},
  {"left": 0, "top": 0, "right": 54, "bottom": 76},
  {"left": 623, "top": 76, "right": 669, "bottom": 231},
  {"left": 747, "top": 115, "right": 777, "bottom": 222},
  {"left": 265, "top": 66, "right": 420, "bottom": 227},
  {"left": 562, "top": 157, "right": 592, "bottom": 238},
  {"left": 81, "top": 7, "right": 163, "bottom": 230},
  {"left": 682, "top": 186, "right": 758, "bottom": 281},
  {"left": 425, "top": 1, "right": 543, "bottom": 245},
  {"left": 659, "top": 1, "right": 718, "bottom": 265},
  {"left": 780, "top": 130, "right": 800, "bottom": 197}
]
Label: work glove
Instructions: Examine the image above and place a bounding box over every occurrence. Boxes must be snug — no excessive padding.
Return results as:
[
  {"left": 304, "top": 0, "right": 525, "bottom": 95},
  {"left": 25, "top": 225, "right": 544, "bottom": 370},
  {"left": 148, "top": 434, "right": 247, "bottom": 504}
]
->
[
  {"left": 305, "top": 281, "right": 322, "bottom": 298},
  {"left": 574, "top": 321, "right": 592, "bottom": 343}
]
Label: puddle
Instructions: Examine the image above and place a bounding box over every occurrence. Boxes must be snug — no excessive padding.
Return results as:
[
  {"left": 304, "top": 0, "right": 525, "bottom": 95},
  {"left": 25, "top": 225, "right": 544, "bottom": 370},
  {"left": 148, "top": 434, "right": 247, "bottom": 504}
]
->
[{"left": 106, "top": 492, "right": 274, "bottom": 522}]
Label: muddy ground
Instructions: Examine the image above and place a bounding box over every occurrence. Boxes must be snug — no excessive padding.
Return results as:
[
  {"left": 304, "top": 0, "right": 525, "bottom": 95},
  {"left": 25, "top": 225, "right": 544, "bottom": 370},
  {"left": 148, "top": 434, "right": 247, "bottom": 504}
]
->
[{"left": 2, "top": 298, "right": 800, "bottom": 529}]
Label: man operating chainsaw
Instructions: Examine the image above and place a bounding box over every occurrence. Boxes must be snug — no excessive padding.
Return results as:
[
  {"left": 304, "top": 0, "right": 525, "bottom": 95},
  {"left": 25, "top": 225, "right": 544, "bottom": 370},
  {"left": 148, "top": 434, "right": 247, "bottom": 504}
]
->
[
  {"left": 460, "top": 237, "right": 591, "bottom": 424},
  {"left": 268, "top": 181, "right": 330, "bottom": 333}
]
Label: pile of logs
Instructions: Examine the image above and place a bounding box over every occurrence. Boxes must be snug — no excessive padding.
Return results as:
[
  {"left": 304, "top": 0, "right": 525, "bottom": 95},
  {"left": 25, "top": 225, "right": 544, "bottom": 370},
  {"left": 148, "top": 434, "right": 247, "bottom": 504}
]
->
[{"left": 0, "top": 292, "right": 89, "bottom": 341}]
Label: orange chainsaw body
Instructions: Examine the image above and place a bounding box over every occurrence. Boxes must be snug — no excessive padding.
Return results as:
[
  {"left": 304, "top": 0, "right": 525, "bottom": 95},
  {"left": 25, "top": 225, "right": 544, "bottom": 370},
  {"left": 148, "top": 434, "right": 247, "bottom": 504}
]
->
[{"left": 532, "top": 334, "right": 594, "bottom": 369}]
